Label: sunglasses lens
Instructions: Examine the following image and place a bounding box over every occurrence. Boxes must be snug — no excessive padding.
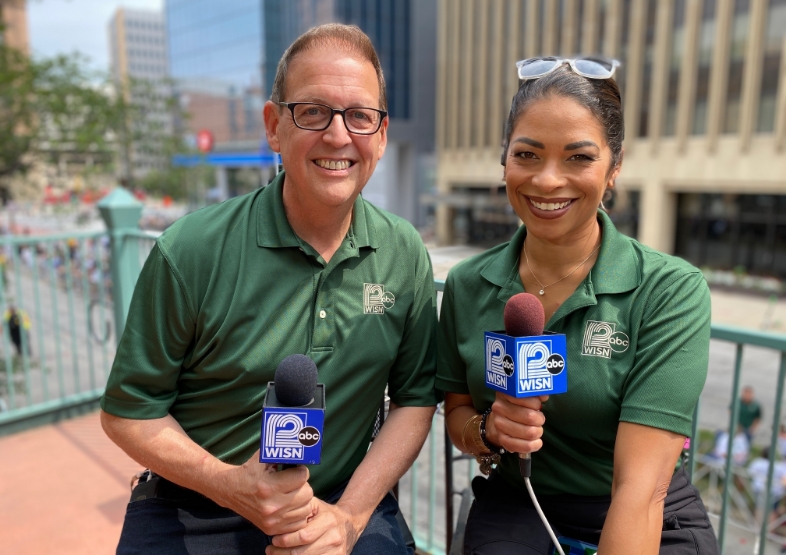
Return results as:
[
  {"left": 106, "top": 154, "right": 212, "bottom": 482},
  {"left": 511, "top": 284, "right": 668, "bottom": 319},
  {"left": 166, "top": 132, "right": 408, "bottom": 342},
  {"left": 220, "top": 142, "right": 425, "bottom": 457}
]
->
[
  {"left": 517, "top": 58, "right": 560, "bottom": 79},
  {"left": 573, "top": 59, "right": 614, "bottom": 78}
]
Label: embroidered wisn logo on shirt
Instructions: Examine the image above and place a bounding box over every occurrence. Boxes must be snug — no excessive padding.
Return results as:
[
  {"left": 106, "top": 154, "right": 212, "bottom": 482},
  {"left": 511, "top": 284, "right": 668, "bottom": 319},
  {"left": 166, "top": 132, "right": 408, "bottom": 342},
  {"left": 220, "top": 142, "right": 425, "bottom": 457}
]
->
[
  {"left": 363, "top": 283, "right": 396, "bottom": 314},
  {"left": 581, "top": 320, "right": 630, "bottom": 358}
]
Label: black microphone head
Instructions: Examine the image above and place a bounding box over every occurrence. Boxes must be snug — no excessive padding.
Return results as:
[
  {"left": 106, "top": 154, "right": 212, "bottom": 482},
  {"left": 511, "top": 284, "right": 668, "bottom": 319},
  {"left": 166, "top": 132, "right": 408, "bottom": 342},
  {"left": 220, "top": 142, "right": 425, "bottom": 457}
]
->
[
  {"left": 274, "top": 354, "right": 318, "bottom": 407},
  {"left": 504, "top": 293, "right": 545, "bottom": 337}
]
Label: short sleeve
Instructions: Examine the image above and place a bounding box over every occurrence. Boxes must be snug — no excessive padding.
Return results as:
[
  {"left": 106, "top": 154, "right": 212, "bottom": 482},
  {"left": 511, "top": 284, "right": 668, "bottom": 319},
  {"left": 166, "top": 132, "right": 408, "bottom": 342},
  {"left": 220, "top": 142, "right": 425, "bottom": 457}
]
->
[
  {"left": 619, "top": 271, "right": 711, "bottom": 436},
  {"left": 386, "top": 243, "right": 440, "bottom": 407},
  {"left": 100, "top": 244, "right": 196, "bottom": 418},
  {"left": 435, "top": 272, "right": 471, "bottom": 395}
]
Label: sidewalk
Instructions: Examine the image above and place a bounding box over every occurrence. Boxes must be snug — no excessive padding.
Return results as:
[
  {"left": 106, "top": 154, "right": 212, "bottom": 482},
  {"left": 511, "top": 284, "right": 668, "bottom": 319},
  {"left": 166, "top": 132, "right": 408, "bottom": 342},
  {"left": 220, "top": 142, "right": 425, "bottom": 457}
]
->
[{"left": 0, "top": 411, "right": 143, "bottom": 555}]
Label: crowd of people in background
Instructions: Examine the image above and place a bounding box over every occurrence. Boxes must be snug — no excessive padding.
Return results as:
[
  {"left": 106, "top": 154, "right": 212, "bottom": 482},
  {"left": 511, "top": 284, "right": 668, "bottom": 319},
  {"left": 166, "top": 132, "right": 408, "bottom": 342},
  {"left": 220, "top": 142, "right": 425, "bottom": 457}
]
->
[
  {"left": 0, "top": 227, "right": 115, "bottom": 368},
  {"left": 706, "top": 386, "right": 786, "bottom": 543}
]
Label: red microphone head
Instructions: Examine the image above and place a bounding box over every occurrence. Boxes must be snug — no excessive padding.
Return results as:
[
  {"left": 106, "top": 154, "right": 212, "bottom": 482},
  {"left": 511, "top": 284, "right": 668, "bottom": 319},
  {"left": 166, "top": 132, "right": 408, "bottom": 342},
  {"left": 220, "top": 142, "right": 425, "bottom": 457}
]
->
[{"left": 504, "top": 293, "right": 545, "bottom": 337}]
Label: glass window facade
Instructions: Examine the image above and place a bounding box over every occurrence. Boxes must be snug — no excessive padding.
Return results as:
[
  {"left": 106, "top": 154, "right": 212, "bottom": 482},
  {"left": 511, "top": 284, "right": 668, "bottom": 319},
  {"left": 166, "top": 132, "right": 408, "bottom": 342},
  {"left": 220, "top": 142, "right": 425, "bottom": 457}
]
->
[
  {"left": 609, "top": 190, "right": 640, "bottom": 239},
  {"left": 675, "top": 193, "right": 786, "bottom": 278},
  {"left": 757, "top": 0, "right": 786, "bottom": 132},
  {"left": 692, "top": 0, "right": 716, "bottom": 135},
  {"left": 262, "top": 0, "right": 412, "bottom": 120},
  {"left": 165, "top": 0, "right": 264, "bottom": 144},
  {"left": 663, "top": 0, "right": 686, "bottom": 136},
  {"left": 337, "top": 0, "right": 411, "bottom": 119},
  {"left": 637, "top": 0, "right": 658, "bottom": 137},
  {"left": 722, "top": 0, "right": 749, "bottom": 134}
]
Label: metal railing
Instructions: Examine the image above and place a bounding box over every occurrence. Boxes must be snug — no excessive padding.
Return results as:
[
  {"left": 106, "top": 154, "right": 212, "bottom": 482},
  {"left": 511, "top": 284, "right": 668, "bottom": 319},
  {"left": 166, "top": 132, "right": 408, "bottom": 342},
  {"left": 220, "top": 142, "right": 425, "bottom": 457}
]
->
[
  {"left": 696, "top": 326, "right": 786, "bottom": 555},
  {"left": 0, "top": 220, "right": 785, "bottom": 554},
  {"left": 0, "top": 228, "right": 159, "bottom": 435}
]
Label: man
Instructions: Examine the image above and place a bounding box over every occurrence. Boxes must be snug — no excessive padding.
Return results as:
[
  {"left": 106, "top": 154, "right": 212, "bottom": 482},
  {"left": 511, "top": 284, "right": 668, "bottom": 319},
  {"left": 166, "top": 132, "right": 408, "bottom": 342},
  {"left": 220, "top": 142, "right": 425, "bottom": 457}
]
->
[
  {"left": 738, "top": 386, "right": 762, "bottom": 444},
  {"left": 101, "top": 24, "right": 437, "bottom": 555}
]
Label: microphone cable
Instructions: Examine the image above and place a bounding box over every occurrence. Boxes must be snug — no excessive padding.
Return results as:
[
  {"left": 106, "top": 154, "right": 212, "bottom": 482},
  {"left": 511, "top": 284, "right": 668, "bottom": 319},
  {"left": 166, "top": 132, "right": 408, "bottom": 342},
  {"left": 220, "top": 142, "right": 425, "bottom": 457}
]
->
[{"left": 520, "top": 454, "right": 566, "bottom": 555}]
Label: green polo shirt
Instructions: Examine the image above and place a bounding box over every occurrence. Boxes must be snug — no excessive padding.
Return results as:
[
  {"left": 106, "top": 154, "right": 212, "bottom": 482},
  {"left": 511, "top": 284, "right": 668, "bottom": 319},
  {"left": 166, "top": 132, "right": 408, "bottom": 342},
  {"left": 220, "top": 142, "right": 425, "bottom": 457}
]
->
[
  {"left": 437, "top": 211, "right": 711, "bottom": 497},
  {"left": 738, "top": 400, "right": 762, "bottom": 430},
  {"left": 101, "top": 172, "right": 438, "bottom": 498}
]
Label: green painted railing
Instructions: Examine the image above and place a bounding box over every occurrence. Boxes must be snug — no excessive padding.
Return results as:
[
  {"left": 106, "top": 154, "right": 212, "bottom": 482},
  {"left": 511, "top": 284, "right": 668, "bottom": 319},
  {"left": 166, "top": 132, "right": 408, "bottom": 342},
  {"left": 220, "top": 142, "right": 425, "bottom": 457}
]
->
[
  {"left": 0, "top": 225, "right": 160, "bottom": 436},
  {"left": 0, "top": 208, "right": 785, "bottom": 554}
]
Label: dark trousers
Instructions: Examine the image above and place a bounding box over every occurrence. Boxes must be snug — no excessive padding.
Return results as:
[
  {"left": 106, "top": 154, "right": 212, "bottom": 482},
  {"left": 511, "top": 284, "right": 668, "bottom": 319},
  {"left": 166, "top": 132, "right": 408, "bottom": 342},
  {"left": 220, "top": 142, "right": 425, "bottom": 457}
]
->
[
  {"left": 463, "top": 467, "right": 719, "bottom": 554},
  {"left": 117, "top": 475, "right": 413, "bottom": 555}
]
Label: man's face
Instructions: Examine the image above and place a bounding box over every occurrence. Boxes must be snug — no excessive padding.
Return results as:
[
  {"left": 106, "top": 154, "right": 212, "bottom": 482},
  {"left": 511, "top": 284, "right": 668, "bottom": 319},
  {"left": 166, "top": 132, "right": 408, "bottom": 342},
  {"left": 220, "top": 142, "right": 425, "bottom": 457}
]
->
[{"left": 263, "top": 47, "right": 387, "bottom": 210}]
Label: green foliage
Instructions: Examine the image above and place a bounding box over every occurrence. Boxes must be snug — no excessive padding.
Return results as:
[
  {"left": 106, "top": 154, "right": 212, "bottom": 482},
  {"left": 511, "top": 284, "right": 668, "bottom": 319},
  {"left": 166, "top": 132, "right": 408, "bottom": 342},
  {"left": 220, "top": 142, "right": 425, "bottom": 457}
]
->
[
  {"left": 137, "top": 166, "right": 188, "bottom": 199},
  {"left": 0, "top": 43, "right": 116, "bottom": 179},
  {"left": 0, "top": 32, "right": 189, "bottom": 198}
]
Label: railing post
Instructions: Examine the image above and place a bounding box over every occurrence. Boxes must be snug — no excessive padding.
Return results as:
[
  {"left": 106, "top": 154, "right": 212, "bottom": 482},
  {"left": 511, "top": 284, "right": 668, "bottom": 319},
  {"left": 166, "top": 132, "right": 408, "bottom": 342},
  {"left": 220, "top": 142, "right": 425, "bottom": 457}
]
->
[{"left": 97, "top": 188, "right": 143, "bottom": 346}]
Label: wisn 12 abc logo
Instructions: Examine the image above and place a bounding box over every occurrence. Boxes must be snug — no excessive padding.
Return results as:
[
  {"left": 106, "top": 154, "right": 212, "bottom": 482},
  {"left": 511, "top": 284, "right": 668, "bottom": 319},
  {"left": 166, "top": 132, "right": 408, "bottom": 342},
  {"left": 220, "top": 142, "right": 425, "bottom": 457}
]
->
[
  {"left": 260, "top": 410, "right": 324, "bottom": 464},
  {"left": 485, "top": 331, "right": 568, "bottom": 398}
]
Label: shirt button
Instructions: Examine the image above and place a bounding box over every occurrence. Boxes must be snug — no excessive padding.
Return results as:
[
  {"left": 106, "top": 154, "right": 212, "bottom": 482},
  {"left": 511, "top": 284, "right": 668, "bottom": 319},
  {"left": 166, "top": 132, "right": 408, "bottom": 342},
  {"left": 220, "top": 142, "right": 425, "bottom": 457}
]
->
[{"left": 319, "top": 310, "right": 327, "bottom": 319}]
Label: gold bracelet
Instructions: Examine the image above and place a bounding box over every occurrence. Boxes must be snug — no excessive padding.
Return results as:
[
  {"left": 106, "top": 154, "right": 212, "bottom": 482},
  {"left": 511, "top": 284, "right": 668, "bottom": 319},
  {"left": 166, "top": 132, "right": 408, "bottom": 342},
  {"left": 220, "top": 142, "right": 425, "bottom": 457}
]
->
[
  {"left": 461, "top": 413, "right": 480, "bottom": 454},
  {"left": 462, "top": 413, "right": 502, "bottom": 476}
]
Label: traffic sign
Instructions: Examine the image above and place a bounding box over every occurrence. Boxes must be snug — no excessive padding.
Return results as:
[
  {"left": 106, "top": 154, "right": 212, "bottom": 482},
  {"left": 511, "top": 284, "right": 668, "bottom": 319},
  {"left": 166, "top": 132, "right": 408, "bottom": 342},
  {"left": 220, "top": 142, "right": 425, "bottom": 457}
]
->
[{"left": 196, "top": 130, "right": 214, "bottom": 153}]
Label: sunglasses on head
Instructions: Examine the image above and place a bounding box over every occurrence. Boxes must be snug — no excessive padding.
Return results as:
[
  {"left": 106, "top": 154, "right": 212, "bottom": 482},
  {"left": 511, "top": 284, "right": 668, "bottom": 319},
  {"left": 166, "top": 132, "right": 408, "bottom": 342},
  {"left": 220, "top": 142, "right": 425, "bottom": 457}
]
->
[{"left": 516, "top": 56, "right": 620, "bottom": 81}]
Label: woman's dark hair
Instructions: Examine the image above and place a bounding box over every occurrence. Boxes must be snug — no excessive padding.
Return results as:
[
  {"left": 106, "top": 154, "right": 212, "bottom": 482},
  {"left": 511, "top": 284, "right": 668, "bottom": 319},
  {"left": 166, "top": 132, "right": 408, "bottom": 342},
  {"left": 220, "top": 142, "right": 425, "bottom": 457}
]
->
[{"left": 501, "top": 66, "right": 624, "bottom": 170}]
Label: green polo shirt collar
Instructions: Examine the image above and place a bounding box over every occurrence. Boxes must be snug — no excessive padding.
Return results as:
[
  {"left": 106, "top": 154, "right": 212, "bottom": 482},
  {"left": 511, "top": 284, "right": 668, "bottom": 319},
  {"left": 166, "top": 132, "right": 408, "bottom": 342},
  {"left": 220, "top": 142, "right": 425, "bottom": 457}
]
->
[
  {"left": 479, "top": 210, "right": 641, "bottom": 307},
  {"left": 256, "top": 172, "right": 378, "bottom": 250}
]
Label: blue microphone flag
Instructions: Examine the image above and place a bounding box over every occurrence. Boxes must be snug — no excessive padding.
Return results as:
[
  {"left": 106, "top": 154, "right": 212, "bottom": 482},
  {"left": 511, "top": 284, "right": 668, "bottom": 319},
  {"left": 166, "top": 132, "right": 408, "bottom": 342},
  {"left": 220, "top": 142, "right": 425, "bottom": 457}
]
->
[
  {"left": 484, "top": 331, "right": 568, "bottom": 397},
  {"left": 260, "top": 383, "right": 325, "bottom": 465}
]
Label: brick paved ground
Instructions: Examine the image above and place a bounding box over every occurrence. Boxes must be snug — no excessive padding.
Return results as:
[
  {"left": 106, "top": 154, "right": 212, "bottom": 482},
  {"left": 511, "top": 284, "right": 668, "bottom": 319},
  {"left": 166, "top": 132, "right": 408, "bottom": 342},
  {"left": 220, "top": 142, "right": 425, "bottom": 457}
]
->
[{"left": 0, "top": 411, "right": 143, "bottom": 555}]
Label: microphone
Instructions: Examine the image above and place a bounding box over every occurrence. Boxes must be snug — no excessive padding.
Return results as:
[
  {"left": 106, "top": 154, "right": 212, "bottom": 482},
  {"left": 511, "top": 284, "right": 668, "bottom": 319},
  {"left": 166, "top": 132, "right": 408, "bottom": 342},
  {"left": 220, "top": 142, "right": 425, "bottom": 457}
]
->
[
  {"left": 259, "top": 354, "right": 325, "bottom": 465},
  {"left": 504, "top": 292, "right": 545, "bottom": 337},
  {"left": 485, "top": 293, "right": 569, "bottom": 476}
]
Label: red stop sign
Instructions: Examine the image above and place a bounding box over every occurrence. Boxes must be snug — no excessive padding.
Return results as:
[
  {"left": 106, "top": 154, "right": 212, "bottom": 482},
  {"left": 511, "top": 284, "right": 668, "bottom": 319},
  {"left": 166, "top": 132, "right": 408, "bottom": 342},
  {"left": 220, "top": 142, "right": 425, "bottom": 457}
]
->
[{"left": 196, "top": 130, "right": 214, "bottom": 153}]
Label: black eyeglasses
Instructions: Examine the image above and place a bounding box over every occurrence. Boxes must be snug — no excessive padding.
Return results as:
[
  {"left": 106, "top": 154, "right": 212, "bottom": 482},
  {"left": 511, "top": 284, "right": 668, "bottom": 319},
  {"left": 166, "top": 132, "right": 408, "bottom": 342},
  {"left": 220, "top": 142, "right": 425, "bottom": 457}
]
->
[
  {"left": 516, "top": 56, "right": 620, "bottom": 81},
  {"left": 278, "top": 102, "right": 387, "bottom": 135}
]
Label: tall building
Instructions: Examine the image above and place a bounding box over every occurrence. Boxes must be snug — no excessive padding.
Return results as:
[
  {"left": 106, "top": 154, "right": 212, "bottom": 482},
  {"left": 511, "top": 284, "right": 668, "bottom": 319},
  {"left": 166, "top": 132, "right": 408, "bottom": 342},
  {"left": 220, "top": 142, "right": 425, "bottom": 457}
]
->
[
  {"left": 434, "top": 0, "right": 786, "bottom": 279},
  {"left": 0, "top": 0, "right": 28, "bottom": 54},
  {"left": 109, "top": 8, "right": 168, "bottom": 82},
  {"left": 166, "top": 0, "right": 271, "bottom": 198},
  {"left": 108, "top": 8, "right": 171, "bottom": 179},
  {"left": 262, "top": 0, "right": 437, "bottom": 225}
]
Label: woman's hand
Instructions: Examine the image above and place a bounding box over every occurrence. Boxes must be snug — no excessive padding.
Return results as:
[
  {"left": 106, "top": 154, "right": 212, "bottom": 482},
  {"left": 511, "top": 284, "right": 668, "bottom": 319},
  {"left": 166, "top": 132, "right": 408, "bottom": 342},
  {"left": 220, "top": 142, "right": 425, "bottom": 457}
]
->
[{"left": 485, "top": 392, "right": 548, "bottom": 455}]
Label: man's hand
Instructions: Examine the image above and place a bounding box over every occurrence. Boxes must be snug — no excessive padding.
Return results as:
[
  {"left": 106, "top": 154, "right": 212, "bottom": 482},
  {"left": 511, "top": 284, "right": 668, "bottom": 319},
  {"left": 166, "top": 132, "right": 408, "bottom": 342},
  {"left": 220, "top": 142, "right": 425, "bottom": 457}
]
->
[
  {"left": 266, "top": 499, "right": 361, "bottom": 555},
  {"left": 100, "top": 413, "right": 318, "bottom": 537},
  {"left": 213, "top": 450, "right": 318, "bottom": 536},
  {"left": 485, "top": 392, "right": 548, "bottom": 455}
]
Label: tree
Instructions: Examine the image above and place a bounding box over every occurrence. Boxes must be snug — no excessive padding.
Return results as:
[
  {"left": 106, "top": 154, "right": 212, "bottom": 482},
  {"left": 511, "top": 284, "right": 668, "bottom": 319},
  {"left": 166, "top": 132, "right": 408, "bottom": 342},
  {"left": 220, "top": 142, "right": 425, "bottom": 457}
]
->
[
  {"left": 0, "top": 32, "right": 190, "bottom": 201},
  {"left": 112, "top": 75, "right": 192, "bottom": 195},
  {"left": 0, "top": 34, "right": 118, "bottom": 200}
]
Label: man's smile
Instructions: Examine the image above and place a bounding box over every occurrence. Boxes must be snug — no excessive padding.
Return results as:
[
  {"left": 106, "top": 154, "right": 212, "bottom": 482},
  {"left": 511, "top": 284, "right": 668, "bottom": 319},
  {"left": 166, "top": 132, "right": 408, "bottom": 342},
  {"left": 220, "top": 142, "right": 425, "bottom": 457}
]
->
[{"left": 314, "top": 159, "right": 354, "bottom": 171}]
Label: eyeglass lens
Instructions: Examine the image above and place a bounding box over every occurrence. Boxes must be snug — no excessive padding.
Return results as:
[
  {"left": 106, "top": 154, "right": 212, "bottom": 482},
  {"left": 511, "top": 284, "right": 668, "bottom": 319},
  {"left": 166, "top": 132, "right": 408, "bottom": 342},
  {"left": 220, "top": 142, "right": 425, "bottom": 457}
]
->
[
  {"left": 573, "top": 59, "right": 614, "bottom": 77},
  {"left": 517, "top": 58, "right": 560, "bottom": 78},
  {"left": 517, "top": 57, "right": 616, "bottom": 79},
  {"left": 292, "top": 103, "right": 382, "bottom": 133}
]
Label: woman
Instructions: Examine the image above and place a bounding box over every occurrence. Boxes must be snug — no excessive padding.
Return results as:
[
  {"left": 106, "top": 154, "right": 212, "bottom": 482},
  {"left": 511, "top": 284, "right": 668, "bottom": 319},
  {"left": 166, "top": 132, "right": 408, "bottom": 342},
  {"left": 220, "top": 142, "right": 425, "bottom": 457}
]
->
[{"left": 437, "top": 58, "right": 718, "bottom": 555}]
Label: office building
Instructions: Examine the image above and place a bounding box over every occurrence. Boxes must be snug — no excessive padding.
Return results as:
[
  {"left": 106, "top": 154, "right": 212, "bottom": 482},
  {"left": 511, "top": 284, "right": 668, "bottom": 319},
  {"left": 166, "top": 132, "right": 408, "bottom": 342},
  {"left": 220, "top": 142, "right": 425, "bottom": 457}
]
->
[
  {"left": 165, "top": 0, "right": 271, "bottom": 198},
  {"left": 108, "top": 8, "right": 171, "bottom": 179},
  {"left": 434, "top": 0, "right": 786, "bottom": 279},
  {"left": 109, "top": 8, "right": 168, "bottom": 82},
  {"left": 0, "top": 0, "right": 28, "bottom": 53}
]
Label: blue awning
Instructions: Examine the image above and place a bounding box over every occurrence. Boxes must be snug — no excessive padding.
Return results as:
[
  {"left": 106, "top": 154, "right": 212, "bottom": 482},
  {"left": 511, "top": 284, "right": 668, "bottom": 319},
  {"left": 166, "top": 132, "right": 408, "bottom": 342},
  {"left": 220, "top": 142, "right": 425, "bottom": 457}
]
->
[{"left": 172, "top": 151, "right": 279, "bottom": 168}]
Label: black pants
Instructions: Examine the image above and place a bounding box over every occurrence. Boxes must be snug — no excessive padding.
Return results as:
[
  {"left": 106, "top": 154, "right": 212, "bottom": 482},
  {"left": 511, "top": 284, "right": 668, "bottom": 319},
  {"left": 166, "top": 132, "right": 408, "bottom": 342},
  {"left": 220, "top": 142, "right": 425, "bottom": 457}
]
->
[
  {"left": 116, "top": 474, "right": 414, "bottom": 555},
  {"left": 464, "top": 467, "right": 719, "bottom": 554}
]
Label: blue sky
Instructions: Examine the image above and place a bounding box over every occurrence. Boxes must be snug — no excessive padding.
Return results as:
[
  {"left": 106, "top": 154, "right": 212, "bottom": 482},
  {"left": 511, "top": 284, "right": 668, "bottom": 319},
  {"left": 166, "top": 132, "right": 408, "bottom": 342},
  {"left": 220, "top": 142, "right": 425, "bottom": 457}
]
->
[{"left": 28, "top": 0, "right": 163, "bottom": 71}]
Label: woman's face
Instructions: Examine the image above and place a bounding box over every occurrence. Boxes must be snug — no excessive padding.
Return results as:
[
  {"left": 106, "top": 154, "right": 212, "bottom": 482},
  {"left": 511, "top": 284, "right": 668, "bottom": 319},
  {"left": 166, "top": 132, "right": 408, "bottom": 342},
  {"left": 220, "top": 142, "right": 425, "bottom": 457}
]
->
[{"left": 504, "top": 94, "right": 621, "bottom": 244}]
